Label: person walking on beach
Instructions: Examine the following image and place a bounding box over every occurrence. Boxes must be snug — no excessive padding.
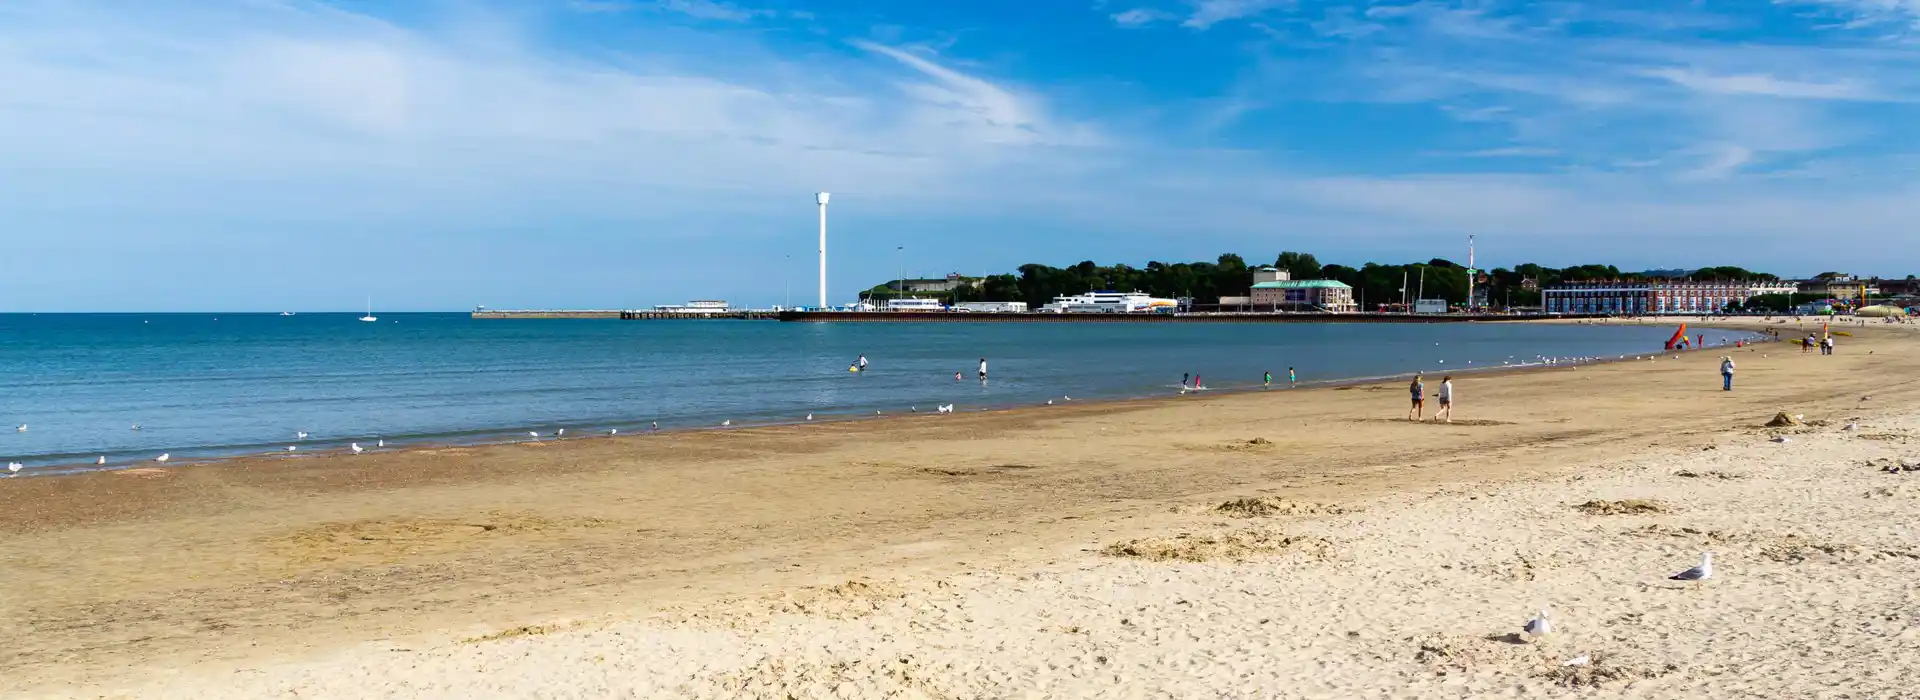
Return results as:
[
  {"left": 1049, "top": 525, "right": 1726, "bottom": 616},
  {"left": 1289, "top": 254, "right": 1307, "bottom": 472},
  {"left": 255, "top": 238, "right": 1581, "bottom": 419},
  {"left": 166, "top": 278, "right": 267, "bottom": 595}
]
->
[
  {"left": 1720, "top": 356, "right": 1735, "bottom": 391},
  {"left": 1823, "top": 335, "right": 1835, "bottom": 355},
  {"left": 1408, "top": 374, "right": 1426, "bottom": 421},
  {"left": 1264, "top": 371, "right": 1272, "bottom": 388},
  {"left": 977, "top": 357, "right": 988, "bottom": 382},
  {"left": 1433, "top": 376, "right": 1454, "bottom": 423}
]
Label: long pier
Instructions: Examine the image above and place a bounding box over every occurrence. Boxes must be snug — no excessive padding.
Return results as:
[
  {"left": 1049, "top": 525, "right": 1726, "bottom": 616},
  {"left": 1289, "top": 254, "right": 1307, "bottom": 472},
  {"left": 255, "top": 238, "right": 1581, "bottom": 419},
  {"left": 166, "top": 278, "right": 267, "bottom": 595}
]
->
[
  {"left": 775, "top": 311, "right": 1598, "bottom": 323},
  {"left": 472, "top": 309, "right": 1602, "bottom": 322},
  {"left": 471, "top": 310, "right": 779, "bottom": 320}
]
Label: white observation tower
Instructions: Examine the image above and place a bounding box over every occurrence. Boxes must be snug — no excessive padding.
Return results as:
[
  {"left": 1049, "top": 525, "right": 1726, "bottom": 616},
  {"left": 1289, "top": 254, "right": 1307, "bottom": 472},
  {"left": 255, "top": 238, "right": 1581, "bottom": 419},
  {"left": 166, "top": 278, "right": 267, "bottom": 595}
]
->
[{"left": 816, "top": 192, "right": 830, "bottom": 309}]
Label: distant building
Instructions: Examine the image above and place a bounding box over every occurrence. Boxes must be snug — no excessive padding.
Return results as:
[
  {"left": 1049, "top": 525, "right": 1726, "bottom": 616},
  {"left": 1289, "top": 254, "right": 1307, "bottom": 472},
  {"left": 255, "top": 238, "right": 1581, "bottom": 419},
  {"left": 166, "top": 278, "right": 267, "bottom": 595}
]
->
[
  {"left": 885, "top": 297, "right": 945, "bottom": 312},
  {"left": 1252, "top": 266, "right": 1291, "bottom": 284},
  {"left": 953, "top": 301, "right": 1028, "bottom": 313},
  {"left": 1542, "top": 281, "right": 1757, "bottom": 315},
  {"left": 1251, "top": 279, "right": 1357, "bottom": 312},
  {"left": 1748, "top": 281, "right": 1799, "bottom": 297},
  {"left": 653, "top": 300, "right": 730, "bottom": 313},
  {"left": 890, "top": 273, "right": 968, "bottom": 294},
  {"left": 1520, "top": 277, "right": 1540, "bottom": 290}
]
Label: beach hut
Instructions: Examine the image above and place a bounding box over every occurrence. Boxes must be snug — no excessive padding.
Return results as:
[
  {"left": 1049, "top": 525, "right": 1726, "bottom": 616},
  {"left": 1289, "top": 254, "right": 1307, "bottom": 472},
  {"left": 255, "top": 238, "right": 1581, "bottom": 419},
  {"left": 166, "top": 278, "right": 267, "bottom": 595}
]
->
[{"left": 1856, "top": 304, "right": 1909, "bottom": 318}]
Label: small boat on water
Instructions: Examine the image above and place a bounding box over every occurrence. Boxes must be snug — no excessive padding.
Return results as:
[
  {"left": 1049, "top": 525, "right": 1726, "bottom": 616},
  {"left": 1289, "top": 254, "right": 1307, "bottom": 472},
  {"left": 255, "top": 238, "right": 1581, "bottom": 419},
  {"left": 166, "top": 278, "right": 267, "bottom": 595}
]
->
[
  {"left": 280, "top": 311, "right": 295, "bottom": 316},
  {"left": 359, "top": 297, "right": 378, "bottom": 323}
]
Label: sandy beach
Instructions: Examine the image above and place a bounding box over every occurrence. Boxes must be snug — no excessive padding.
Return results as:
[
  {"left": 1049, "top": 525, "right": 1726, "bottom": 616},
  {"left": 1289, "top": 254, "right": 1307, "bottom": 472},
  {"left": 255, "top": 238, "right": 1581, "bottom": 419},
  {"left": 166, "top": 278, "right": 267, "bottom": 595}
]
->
[{"left": 4, "top": 317, "right": 1917, "bottom": 698}]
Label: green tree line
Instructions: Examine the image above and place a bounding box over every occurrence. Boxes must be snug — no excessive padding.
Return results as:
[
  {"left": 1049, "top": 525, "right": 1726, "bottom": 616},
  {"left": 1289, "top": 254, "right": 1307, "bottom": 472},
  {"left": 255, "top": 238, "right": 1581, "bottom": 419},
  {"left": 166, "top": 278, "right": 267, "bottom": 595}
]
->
[{"left": 867, "top": 253, "right": 1784, "bottom": 310}]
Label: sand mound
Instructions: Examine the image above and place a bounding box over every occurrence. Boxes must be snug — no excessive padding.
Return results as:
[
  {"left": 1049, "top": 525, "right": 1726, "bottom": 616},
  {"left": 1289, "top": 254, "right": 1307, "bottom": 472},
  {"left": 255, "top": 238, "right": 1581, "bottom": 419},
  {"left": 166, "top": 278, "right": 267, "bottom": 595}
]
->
[
  {"left": 1765, "top": 412, "right": 1803, "bottom": 427},
  {"left": 1865, "top": 457, "right": 1920, "bottom": 473},
  {"left": 1674, "top": 470, "right": 1743, "bottom": 480},
  {"left": 1101, "top": 530, "right": 1331, "bottom": 563},
  {"left": 1574, "top": 499, "right": 1670, "bottom": 516},
  {"left": 918, "top": 464, "right": 1040, "bottom": 477},
  {"left": 1212, "top": 497, "right": 1351, "bottom": 518},
  {"left": 1624, "top": 524, "right": 1749, "bottom": 544},
  {"left": 1538, "top": 655, "right": 1677, "bottom": 688},
  {"left": 1412, "top": 633, "right": 1550, "bottom": 670},
  {"left": 267, "top": 512, "right": 613, "bottom": 566},
  {"left": 768, "top": 579, "right": 908, "bottom": 620}
]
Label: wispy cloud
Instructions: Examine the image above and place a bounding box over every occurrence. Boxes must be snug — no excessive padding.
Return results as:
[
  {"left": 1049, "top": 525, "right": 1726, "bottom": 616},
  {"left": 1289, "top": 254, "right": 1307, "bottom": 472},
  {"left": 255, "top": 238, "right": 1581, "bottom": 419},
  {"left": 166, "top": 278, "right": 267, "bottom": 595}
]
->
[
  {"left": 570, "top": 0, "right": 772, "bottom": 22},
  {"left": 1184, "top": 0, "right": 1289, "bottom": 29},
  {"left": 1111, "top": 8, "right": 1174, "bottom": 27},
  {"left": 1644, "top": 67, "right": 1877, "bottom": 100}
]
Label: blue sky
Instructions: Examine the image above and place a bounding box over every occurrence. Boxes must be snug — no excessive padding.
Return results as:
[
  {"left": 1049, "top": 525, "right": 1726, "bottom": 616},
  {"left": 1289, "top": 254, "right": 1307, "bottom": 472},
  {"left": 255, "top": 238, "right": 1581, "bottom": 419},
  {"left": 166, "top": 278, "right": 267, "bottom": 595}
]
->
[{"left": 3, "top": 0, "right": 1918, "bottom": 311}]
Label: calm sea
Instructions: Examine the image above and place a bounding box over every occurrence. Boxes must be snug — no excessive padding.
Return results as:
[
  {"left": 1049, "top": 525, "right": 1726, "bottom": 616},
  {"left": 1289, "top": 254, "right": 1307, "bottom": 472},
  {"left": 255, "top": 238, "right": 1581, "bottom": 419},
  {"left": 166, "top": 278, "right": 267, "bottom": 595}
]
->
[{"left": 0, "top": 314, "right": 1748, "bottom": 473}]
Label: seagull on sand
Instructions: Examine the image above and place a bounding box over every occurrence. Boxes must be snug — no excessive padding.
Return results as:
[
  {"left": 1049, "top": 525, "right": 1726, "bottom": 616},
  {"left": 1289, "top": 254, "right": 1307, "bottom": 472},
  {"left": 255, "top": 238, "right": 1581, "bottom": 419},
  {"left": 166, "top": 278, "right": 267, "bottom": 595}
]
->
[
  {"left": 7, "top": 462, "right": 21, "bottom": 474},
  {"left": 96, "top": 456, "right": 107, "bottom": 465},
  {"left": 556, "top": 428, "right": 565, "bottom": 437},
  {"left": 1844, "top": 422, "right": 1859, "bottom": 432},
  {"left": 377, "top": 439, "right": 385, "bottom": 448},
  {"left": 528, "top": 431, "right": 540, "bottom": 438},
  {"left": 1670, "top": 552, "right": 1713, "bottom": 585},
  {"left": 937, "top": 404, "right": 953, "bottom": 414},
  {"left": 350, "top": 442, "right": 364, "bottom": 454},
  {"left": 721, "top": 420, "right": 731, "bottom": 427},
  {"left": 910, "top": 406, "right": 918, "bottom": 413},
  {"left": 296, "top": 431, "right": 308, "bottom": 440},
  {"left": 806, "top": 413, "right": 813, "bottom": 421},
  {"left": 1771, "top": 436, "right": 1791, "bottom": 444},
  {"left": 1063, "top": 396, "right": 1072, "bottom": 401},
  {"left": 1046, "top": 399, "right": 1054, "bottom": 405},
  {"left": 651, "top": 421, "right": 659, "bottom": 431},
  {"left": 155, "top": 453, "right": 170, "bottom": 463},
  {"left": 1524, "top": 609, "right": 1552, "bottom": 639},
  {"left": 1563, "top": 655, "right": 1591, "bottom": 667},
  {"left": 285, "top": 445, "right": 297, "bottom": 452},
  {"left": 608, "top": 429, "right": 618, "bottom": 436}
]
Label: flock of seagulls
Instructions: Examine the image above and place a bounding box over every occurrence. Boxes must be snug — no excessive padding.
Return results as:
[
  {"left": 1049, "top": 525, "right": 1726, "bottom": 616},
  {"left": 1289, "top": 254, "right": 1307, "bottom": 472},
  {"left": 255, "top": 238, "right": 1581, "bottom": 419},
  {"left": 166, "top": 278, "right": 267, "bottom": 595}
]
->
[{"left": 1522, "top": 551, "right": 1712, "bottom": 656}]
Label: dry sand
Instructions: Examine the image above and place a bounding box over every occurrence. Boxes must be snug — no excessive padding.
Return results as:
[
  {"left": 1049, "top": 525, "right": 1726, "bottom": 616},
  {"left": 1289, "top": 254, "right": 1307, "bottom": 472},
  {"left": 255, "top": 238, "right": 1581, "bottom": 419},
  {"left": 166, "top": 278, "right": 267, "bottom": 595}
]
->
[{"left": 3, "top": 317, "right": 1917, "bottom": 698}]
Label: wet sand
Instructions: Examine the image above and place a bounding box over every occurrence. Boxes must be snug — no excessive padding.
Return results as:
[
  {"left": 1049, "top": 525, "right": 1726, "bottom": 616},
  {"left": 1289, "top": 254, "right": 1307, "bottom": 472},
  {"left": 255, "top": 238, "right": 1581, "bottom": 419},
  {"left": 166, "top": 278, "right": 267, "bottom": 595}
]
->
[{"left": 3, "top": 317, "right": 1916, "bottom": 698}]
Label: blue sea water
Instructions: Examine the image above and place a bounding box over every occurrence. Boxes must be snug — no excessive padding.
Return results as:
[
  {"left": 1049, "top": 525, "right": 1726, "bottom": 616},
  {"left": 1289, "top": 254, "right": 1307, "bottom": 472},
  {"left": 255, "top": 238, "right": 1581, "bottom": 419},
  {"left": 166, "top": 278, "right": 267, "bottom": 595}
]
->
[{"left": 0, "top": 314, "right": 1751, "bottom": 473}]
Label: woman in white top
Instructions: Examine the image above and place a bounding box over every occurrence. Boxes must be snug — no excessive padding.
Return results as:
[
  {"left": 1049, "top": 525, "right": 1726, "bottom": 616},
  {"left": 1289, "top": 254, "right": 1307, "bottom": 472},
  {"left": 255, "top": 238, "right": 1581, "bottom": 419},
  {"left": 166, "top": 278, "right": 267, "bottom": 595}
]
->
[{"left": 1434, "top": 376, "right": 1455, "bottom": 423}]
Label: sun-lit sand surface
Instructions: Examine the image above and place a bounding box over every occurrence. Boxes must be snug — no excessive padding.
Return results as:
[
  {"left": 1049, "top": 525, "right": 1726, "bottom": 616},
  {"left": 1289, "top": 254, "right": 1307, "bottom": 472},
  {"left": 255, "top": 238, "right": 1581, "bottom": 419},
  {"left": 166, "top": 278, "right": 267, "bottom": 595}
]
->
[{"left": 3, "top": 316, "right": 1916, "bottom": 698}]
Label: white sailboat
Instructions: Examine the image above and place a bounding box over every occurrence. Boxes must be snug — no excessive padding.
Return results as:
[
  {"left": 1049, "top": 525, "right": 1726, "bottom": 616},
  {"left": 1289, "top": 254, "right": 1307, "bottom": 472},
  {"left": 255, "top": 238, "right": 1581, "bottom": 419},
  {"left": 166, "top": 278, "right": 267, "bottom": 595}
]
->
[{"left": 359, "top": 297, "right": 378, "bottom": 323}]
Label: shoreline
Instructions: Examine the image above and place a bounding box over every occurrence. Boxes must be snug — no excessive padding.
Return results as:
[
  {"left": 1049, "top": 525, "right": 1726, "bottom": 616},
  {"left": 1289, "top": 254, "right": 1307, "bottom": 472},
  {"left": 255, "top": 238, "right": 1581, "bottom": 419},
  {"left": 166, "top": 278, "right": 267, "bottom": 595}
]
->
[
  {"left": 7, "top": 323, "right": 1773, "bottom": 478},
  {"left": 1, "top": 319, "right": 1899, "bottom": 697}
]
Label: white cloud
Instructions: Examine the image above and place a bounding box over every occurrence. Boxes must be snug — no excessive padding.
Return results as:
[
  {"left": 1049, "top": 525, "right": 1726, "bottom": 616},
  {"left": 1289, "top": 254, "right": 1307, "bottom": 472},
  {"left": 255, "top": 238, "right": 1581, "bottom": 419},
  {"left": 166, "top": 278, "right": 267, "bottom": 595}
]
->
[
  {"left": 1184, "top": 0, "right": 1289, "bottom": 29},
  {"left": 1643, "top": 67, "right": 1877, "bottom": 100},
  {"left": 1111, "top": 8, "right": 1173, "bottom": 27}
]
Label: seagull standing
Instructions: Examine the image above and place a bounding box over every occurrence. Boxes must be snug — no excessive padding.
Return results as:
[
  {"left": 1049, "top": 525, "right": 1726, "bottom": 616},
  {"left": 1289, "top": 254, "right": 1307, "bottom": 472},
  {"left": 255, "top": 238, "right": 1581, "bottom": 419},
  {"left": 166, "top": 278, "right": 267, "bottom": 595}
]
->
[
  {"left": 1670, "top": 552, "right": 1714, "bottom": 586},
  {"left": 7, "top": 462, "right": 21, "bottom": 474},
  {"left": 350, "top": 442, "right": 364, "bottom": 454},
  {"left": 1063, "top": 396, "right": 1072, "bottom": 402},
  {"left": 806, "top": 413, "right": 813, "bottom": 421},
  {"left": 376, "top": 439, "right": 385, "bottom": 448},
  {"left": 608, "top": 428, "right": 618, "bottom": 436},
  {"left": 911, "top": 406, "right": 918, "bottom": 413},
  {"left": 556, "top": 428, "right": 565, "bottom": 437},
  {"left": 1524, "top": 609, "right": 1552, "bottom": 639},
  {"left": 937, "top": 404, "right": 953, "bottom": 414},
  {"left": 155, "top": 453, "right": 170, "bottom": 463},
  {"left": 1046, "top": 400, "right": 1054, "bottom": 405},
  {"left": 285, "top": 445, "right": 297, "bottom": 452},
  {"left": 96, "top": 456, "right": 107, "bottom": 465},
  {"left": 651, "top": 421, "right": 659, "bottom": 431}
]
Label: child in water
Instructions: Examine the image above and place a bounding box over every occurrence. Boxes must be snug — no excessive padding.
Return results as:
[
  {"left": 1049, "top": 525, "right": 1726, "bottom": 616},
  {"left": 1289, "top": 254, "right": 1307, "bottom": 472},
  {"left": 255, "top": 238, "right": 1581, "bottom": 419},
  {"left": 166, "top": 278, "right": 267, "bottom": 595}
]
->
[{"left": 1264, "top": 371, "right": 1272, "bottom": 388}]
